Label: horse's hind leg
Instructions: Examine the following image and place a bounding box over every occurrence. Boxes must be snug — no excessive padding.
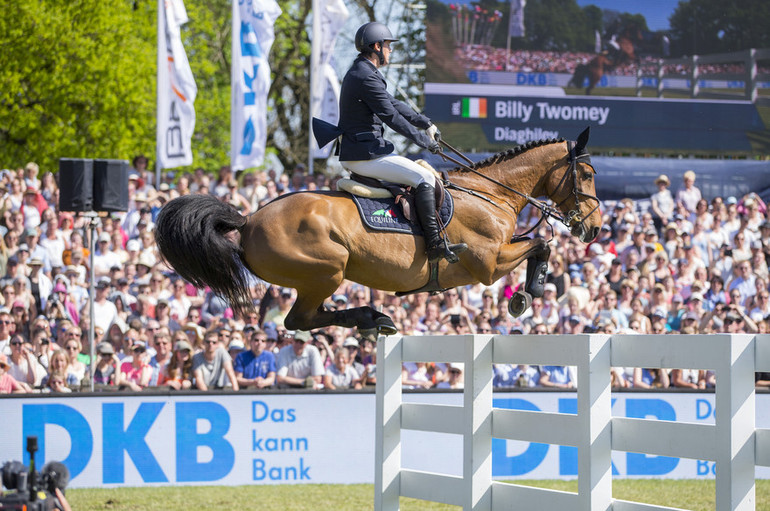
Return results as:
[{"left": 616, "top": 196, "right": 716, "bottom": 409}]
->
[{"left": 285, "top": 292, "right": 398, "bottom": 335}]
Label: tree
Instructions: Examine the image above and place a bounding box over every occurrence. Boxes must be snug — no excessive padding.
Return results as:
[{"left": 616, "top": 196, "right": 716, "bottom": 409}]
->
[
  {"left": 0, "top": 0, "right": 156, "bottom": 173},
  {"left": 669, "top": 0, "right": 770, "bottom": 56},
  {"left": 0, "top": 0, "right": 424, "bottom": 175}
]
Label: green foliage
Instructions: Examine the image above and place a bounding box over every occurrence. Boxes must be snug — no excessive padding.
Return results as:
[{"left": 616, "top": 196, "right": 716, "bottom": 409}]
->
[
  {"left": 669, "top": 0, "right": 770, "bottom": 56},
  {"left": 0, "top": 0, "right": 156, "bottom": 172}
]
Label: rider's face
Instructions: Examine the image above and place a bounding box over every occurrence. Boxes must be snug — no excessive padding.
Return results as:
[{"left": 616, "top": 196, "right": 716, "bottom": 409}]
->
[{"left": 378, "top": 41, "right": 392, "bottom": 66}]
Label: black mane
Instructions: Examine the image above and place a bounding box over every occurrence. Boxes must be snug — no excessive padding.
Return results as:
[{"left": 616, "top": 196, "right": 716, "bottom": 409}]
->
[{"left": 453, "top": 138, "right": 565, "bottom": 172}]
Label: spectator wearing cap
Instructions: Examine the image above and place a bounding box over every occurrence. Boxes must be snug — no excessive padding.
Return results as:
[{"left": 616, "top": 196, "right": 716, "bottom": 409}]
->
[
  {"left": 750, "top": 241, "right": 769, "bottom": 281},
  {"left": 342, "top": 336, "right": 365, "bottom": 376},
  {"left": 650, "top": 307, "right": 670, "bottom": 334},
  {"left": 275, "top": 330, "right": 325, "bottom": 389},
  {"left": 92, "top": 231, "right": 121, "bottom": 277},
  {"left": 26, "top": 255, "right": 51, "bottom": 311},
  {"left": 263, "top": 287, "right": 294, "bottom": 328},
  {"left": 650, "top": 174, "right": 674, "bottom": 232},
  {"left": 331, "top": 294, "right": 348, "bottom": 310},
  {"left": 679, "top": 310, "right": 702, "bottom": 333},
  {"left": 604, "top": 257, "right": 626, "bottom": 295},
  {"left": 93, "top": 342, "right": 118, "bottom": 386},
  {"left": 675, "top": 170, "right": 702, "bottom": 215},
  {"left": 23, "top": 228, "right": 50, "bottom": 275},
  {"left": 192, "top": 331, "right": 239, "bottom": 390},
  {"left": 160, "top": 339, "right": 194, "bottom": 389},
  {"left": 91, "top": 277, "right": 119, "bottom": 333},
  {"left": 118, "top": 341, "right": 152, "bottom": 390}
]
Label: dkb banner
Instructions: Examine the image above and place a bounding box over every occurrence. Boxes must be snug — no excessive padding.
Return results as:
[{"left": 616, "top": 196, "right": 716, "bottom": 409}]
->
[{"left": 1, "top": 392, "right": 768, "bottom": 487}]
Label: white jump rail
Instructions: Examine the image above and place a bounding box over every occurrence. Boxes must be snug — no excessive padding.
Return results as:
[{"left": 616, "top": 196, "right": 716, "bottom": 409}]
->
[
  {"left": 634, "top": 47, "right": 770, "bottom": 102},
  {"left": 374, "top": 333, "right": 770, "bottom": 511}
]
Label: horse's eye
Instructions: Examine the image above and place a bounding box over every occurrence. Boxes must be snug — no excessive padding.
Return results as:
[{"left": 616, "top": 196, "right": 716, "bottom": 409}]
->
[{"left": 583, "top": 172, "right": 593, "bottom": 181}]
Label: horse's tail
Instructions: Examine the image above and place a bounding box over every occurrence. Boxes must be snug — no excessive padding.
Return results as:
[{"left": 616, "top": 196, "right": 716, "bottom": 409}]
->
[{"left": 155, "top": 194, "right": 254, "bottom": 315}]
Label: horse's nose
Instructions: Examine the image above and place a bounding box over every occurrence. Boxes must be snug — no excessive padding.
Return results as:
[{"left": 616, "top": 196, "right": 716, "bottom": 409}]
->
[{"left": 588, "top": 226, "right": 600, "bottom": 242}]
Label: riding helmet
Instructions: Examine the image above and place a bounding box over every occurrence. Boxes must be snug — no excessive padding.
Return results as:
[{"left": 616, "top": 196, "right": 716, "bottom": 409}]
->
[{"left": 355, "top": 22, "right": 398, "bottom": 52}]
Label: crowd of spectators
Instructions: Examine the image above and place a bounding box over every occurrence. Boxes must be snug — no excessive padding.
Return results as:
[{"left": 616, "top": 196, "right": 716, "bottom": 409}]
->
[
  {"left": 0, "top": 158, "right": 769, "bottom": 396},
  {"left": 453, "top": 44, "right": 770, "bottom": 78}
]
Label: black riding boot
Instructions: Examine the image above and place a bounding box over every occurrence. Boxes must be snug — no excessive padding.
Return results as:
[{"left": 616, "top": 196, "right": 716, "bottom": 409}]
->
[{"left": 415, "top": 182, "right": 467, "bottom": 263}]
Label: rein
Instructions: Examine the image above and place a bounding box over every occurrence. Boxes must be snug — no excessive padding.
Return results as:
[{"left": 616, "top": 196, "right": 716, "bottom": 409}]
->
[{"left": 437, "top": 139, "right": 599, "bottom": 237}]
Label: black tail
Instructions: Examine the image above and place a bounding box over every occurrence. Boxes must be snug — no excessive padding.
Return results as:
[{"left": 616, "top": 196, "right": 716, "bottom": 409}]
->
[{"left": 154, "top": 194, "right": 254, "bottom": 316}]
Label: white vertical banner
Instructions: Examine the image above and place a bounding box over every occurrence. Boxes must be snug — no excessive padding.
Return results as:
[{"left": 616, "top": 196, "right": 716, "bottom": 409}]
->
[
  {"left": 309, "top": 0, "right": 348, "bottom": 162},
  {"left": 231, "top": 0, "right": 282, "bottom": 171},
  {"left": 156, "top": 0, "right": 197, "bottom": 171},
  {"left": 508, "top": 0, "right": 526, "bottom": 38}
]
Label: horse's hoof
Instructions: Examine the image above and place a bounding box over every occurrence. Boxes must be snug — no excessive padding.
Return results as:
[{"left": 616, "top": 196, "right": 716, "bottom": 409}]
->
[
  {"left": 375, "top": 316, "right": 398, "bottom": 336},
  {"left": 508, "top": 291, "right": 532, "bottom": 318}
]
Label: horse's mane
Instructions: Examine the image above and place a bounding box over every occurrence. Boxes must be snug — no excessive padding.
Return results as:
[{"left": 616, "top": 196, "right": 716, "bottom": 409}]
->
[{"left": 455, "top": 137, "right": 565, "bottom": 173}]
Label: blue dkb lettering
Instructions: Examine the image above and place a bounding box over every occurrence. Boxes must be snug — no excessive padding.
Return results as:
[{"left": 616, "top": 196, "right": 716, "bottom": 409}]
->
[
  {"left": 22, "top": 404, "right": 93, "bottom": 479},
  {"left": 176, "top": 402, "right": 235, "bottom": 482},
  {"left": 103, "top": 403, "right": 168, "bottom": 483}
]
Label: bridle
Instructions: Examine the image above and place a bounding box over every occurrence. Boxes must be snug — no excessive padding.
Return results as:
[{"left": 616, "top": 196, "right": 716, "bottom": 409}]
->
[
  {"left": 437, "top": 139, "right": 600, "bottom": 238},
  {"left": 551, "top": 140, "right": 601, "bottom": 234}
]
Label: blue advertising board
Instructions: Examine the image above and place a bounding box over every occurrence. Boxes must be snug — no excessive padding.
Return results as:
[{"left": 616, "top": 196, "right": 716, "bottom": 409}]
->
[
  {"left": 424, "top": 91, "right": 765, "bottom": 152},
  {"left": 1, "top": 392, "right": 769, "bottom": 487}
]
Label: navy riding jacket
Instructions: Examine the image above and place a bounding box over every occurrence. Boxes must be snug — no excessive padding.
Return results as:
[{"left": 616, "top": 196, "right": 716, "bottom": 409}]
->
[{"left": 338, "top": 56, "right": 434, "bottom": 161}]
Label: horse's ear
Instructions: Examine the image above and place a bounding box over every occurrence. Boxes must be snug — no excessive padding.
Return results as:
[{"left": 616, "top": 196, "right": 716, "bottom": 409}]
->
[{"left": 575, "top": 127, "right": 590, "bottom": 153}]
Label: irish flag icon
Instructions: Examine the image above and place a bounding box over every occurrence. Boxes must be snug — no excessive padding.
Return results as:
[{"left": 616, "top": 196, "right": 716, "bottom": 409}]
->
[{"left": 461, "top": 97, "right": 487, "bottom": 118}]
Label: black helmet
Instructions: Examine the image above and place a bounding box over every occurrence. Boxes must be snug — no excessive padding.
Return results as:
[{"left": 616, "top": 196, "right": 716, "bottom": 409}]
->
[{"left": 355, "top": 22, "right": 398, "bottom": 52}]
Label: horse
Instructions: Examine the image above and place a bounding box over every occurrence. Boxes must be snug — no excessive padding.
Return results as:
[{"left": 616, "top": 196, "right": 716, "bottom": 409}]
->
[
  {"left": 568, "top": 24, "right": 641, "bottom": 95},
  {"left": 154, "top": 128, "right": 602, "bottom": 336}
]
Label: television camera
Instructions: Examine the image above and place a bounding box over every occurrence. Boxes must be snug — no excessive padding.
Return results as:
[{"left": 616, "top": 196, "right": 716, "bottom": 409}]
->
[{"left": 1, "top": 436, "right": 70, "bottom": 510}]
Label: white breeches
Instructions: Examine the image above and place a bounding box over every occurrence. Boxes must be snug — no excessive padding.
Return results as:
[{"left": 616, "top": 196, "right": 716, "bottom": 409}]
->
[{"left": 342, "top": 155, "right": 436, "bottom": 188}]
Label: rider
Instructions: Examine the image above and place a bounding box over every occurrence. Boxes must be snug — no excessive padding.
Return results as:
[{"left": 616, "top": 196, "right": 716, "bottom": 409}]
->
[{"left": 338, "top": 21, "right": 467, "bottom": 264}]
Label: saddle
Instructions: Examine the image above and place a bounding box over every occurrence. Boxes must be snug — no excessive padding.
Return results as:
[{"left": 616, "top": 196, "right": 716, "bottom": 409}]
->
[{"left": 337, "top": 160, "right": 447, "bottom": 223}]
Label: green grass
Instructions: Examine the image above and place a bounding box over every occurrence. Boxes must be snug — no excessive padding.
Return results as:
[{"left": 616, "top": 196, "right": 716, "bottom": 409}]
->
[{"left": 65, "top": 480, "right": 770, "bottom": 510}]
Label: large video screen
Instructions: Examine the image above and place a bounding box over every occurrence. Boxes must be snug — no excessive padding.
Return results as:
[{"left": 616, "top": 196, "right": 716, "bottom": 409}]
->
[{"left": 424, "top": 0, "right": 770, "bottom": 154}]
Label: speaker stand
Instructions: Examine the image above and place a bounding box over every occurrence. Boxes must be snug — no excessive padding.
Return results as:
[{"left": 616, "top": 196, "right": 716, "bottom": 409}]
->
[{"left": 84, "top": 212, "right": 99, "bottom": 393}]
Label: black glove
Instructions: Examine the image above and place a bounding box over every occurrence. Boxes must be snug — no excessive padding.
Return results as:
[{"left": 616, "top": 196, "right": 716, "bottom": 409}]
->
[{"left": 429, "top": 142, "right": 441, "bottom": 154}]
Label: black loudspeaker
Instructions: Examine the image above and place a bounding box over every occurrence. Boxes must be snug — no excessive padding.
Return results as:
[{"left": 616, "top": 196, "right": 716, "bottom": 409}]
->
[
  {"left": 58, "top": 158, "right": 93, "bottom": 212},
  {"left": 93, "top": 159, "right": 129, "bottom": 212}
]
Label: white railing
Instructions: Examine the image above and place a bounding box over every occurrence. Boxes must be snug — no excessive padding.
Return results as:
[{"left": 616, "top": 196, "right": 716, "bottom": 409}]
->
[
  {"left": 374, "top": 334, "right": 770, "bottom": 511},
  {"left": 635, "top": 48, "right": 770, "bottom": 102}
]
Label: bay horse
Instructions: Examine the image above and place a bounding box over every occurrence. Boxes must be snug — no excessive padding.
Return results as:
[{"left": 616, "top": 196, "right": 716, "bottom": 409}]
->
[
  {"left": 155, "top": 128, "right": 602, "bottom": 335},
  {"left": 568, "top": 24, "right": 641, "bottom": 95}
]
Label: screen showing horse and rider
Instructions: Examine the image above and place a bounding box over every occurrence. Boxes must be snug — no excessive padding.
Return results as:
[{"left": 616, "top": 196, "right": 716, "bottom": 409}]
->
[{"left": 424, "top": 0, "right": 770, "bottom": 155}]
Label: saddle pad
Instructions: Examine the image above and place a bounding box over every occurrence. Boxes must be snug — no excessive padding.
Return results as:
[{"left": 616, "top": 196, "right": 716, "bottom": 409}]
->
[{"left": 350, "top": 190, "right": 455, "bottom": 235}]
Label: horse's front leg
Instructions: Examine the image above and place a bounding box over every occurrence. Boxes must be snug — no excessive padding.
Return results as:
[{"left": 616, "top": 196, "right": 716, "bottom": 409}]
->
[{"left": 493, "top": 238, "right": 551, "bottom": 317}]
